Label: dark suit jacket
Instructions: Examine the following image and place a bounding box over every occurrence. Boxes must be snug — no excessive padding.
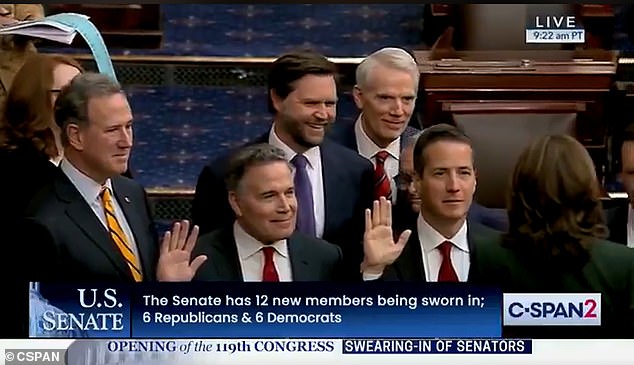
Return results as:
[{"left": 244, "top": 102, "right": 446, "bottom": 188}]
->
[
  {"left": 1, "top": 144, "right": 133, "bottom": 338},
  {"left": 392, "top": 189, "right": 509, "bottom": 234},
  {"left": 605, "top": 200, "right": 628, "bottom": 245},
  {"left": 468, "top": 202, "right": 509, "bottom": 232},
  {"left": 192, "top": 132, "right": 374, "bottom": 277},
  {"left": 473, "top": 233, "right": 634, "bottom": 338},
  {"left": 0, "top": 143, "right": 58, "bottom": 222},
  {"left": 193, "top": 226, "right": 344, "bottom": 281},
  {"left": 0, "top": 143, "right": 133, "bottom": 223},
  {"left": 18, "top": 168, "right": 159, "bottom": 282},
  {"left": 382, "top": 220, "right": 501, "bottom": 281}
]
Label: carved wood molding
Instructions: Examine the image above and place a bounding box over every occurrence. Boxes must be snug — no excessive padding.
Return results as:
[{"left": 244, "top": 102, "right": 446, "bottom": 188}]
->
[
  {"left": 442, "top": 101, "right": 587, "bottom": 113},
  {"left": 430, "top": 4, "right": 452, "bottom": 16},
  {"left": 44, "top": 4, "right": 162, "bottom": 49},
  {"left": 577, "top": 4, "right": 614, "bottom": 18}
]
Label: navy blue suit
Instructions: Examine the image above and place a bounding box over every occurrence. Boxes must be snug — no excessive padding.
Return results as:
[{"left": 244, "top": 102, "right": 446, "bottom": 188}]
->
[
  {"left": 327, "top": 119, "right": 420, "bottom": 154},
  {"left": 604, "top": 200, "right": 628, "bottom": 246},
  {"left": 327, "top": 120, "right": 509, "bottom": 232},
  {"left": 191, "top": 132, "right": 374, "bottom": 279}
]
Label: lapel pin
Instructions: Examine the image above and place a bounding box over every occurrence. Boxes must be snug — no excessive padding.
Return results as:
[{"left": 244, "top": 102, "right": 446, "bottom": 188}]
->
[{"left": 124, "top": 196, "right": 131, "bottom": 203}]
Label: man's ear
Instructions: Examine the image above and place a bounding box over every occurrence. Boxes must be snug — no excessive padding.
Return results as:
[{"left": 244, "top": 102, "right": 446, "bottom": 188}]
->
[
  {"left": 228, "top": 191, "right": 242, "bottom": 217},
  {"left": 65, "top": 121, "right": 83, "bottom": 151},
  {"left": 270, "top": 89, "right": 284, "bottom": 114},
  {"left": 352, "top": 85, "right": 363, "bottom": 109}
]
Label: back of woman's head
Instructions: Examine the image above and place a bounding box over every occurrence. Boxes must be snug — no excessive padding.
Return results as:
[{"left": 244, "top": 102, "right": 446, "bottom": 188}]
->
[
  {"left": 506, "top": 134, "right": 607, "bottom": 266},
  {"left": 0, "top": 54, "right": 83, "bottom": 156}
]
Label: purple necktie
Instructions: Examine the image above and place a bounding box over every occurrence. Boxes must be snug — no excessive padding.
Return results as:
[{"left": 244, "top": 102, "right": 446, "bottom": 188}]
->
[{"left": 291, "top": 154, "right": 316, "bottom": 236}]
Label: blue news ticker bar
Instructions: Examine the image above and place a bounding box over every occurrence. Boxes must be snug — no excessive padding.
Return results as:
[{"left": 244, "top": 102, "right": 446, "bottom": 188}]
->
[{"left": 31, "top": 283, "right": 502, "bottom": 339}]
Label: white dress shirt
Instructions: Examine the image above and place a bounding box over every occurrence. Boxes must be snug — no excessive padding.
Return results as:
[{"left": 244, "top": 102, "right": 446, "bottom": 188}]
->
[
  {"left": 49, "top": 156, "right": 62, "bottom": 166},
  {"left": 627, "top": 204, "right": 634, "bottom": 248},
  {"left": 233, "top": 221, "right": 293, "bottom": 281},
  {"left": 417, "top": 215, "right": 470, "bottom": 282},
  {"left": 59, "top": 158, "right": 140, "bottom": 259},
  {"left": 269, "top": 125, "right": 325, "bottom": 238},
  {"left": 354, "top": 115, "right": 400, "bottom": 203}
]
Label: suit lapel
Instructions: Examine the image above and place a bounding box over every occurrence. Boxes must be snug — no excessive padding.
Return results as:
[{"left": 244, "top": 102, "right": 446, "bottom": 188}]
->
[
  {"left": 55, "top": 172, "right": 132, "bottom": 279},
  {"left": 287, "top": 233, "right": 312, "bottom": 281},
  {"left": 319, "top": 141, "right": 345, "bottom": 238},
  {"left": 395, "top": 228, "right": 426, "bottom": 281},
  {"left": 466, "top": 221, "right": 479, "bottom": 281},
  {"left": 342, "top": 121, "right": 359, "bottom": 151},
  {"left": 111, "top": 178, "right": 154, "bottom": 278},
  {"left": 216, "top": 227, "right": 243, "bottom": 281},
  {"left": 605, "top": 202, "right": 628, "bottom": 245}
]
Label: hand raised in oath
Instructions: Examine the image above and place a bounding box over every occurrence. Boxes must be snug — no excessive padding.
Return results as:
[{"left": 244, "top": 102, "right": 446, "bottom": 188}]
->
[
  {"left": 362, "top": 197, "right": 411, "bottom": 274},
  {"left": 157, "top": 220, "right": 207, "bottom": 282}
]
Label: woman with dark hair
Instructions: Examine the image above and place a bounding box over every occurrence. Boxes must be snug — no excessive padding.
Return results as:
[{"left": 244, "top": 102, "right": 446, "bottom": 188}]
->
[
  {"left": 0, "top": 53, "right": 83, "bottom": 218},
  {"left": 474, "top": 134, "right": 634, "bottom": 338}
]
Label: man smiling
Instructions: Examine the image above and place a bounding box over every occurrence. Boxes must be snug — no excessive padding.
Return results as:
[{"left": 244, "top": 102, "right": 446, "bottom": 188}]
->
[
  {"left": 328, "top": 47, "right": 420, "bottom": 203},
  {"left": 192, "top": 50, "right": 374, "bottom": 278}
]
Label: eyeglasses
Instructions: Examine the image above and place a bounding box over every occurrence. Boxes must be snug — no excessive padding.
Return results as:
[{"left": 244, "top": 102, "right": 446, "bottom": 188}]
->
[{"left": 49, "top": 89, "right": 62, "bottom": 94}]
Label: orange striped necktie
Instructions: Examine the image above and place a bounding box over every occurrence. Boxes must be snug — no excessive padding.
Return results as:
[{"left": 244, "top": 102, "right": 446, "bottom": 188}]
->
[{"left": 100, "top": 186, "right": 143, "bottom": 282}]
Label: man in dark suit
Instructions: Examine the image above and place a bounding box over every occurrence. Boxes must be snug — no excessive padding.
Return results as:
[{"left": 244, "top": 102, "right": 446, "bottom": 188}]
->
[
  {"left": 18, "top": 72, "right": 204, "bottom": 282},
  {"left": 394, "top": 131, "right": 509, "bottom": 234},
  {"left": 605, "top": 123, "right": 634, "bottom": 246},
  {"left": 362, "top": 124, "right": 500, "bottom": 282},
  {"left": 193, "top": 144, "right": 344, "bottom": 281},
  {"left": 327, "top": 47, "right": 506, "bottom": 231},
  {"left": 194, "top": 144, "right": 408, "bottom": 282},
  {"left": 327, "top": 47, "right": 420, "bottom": 203},
  {"left": 192, "top": 51, "right": 374, "bottom": 274}
]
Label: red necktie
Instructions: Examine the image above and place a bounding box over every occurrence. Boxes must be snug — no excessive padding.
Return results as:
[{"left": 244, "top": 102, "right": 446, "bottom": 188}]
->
[
  {"left": 374, "top": 150, "right": 392, "bottom": 201},
  {"left": 261, "top": 246, "right": 279, "bottom": 282},
  {"left": 437, "top": 241, "right": 459, "bottom": 282}
]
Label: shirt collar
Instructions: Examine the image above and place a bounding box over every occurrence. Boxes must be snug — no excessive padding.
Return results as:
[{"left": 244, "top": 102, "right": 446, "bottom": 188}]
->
[
  {"left": 233, "top": 221, "right": 289, "bottom": 260},
  {"left": 268, "top": 123, "right": 321, "bottom": 168},
  {"left": 354, "top": 114, "right": 400, "bottom": 160},
  {"left": 416, "top": 214, "right": 469, "bottom": 253},
  {"left": 60, "top": 158, "right": 113, "bottom": 204}
]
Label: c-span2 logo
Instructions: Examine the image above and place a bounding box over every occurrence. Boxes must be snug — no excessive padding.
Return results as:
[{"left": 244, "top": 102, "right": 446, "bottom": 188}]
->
[{"left": 503, "top": 293, "right": 601, "bottom": 326}]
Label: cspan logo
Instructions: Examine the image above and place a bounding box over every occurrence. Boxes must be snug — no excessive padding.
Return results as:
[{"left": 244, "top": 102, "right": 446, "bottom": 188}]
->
[{"left": 503, "top": 293, "right": 601, "bottom": 326}]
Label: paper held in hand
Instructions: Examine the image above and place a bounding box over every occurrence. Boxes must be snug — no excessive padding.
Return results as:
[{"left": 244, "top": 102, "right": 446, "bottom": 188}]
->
[{"left": 0, "top": 13, "right": 90, "bottom": 44}]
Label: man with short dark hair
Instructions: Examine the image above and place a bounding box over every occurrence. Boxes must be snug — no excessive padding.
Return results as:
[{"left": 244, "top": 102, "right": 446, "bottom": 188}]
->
[
  {"left": 19, "top": 72, "right": 203, "bottom": 282},
  {"left": 192, "top": 51, "right": 374, "bottom": 277},
  {"left": 393, "top": 130, "right": 509, "bottom": 235},
  {"left": 193, "top": 143, "right": 345, "bottom": 281},
  {"left": 363, "top": 123, "right": 500, "bottom": 281}
]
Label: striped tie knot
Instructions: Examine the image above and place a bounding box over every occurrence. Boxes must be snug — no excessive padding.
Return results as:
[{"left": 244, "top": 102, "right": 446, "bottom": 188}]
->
[{"left": 375, "top": 150, "right": 389, "bottom": 165}]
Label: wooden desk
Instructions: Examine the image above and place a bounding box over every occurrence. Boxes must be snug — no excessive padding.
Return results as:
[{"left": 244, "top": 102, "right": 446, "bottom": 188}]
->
[{"left": 416, "top": 50, "right": 618, "bottom": 207}]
